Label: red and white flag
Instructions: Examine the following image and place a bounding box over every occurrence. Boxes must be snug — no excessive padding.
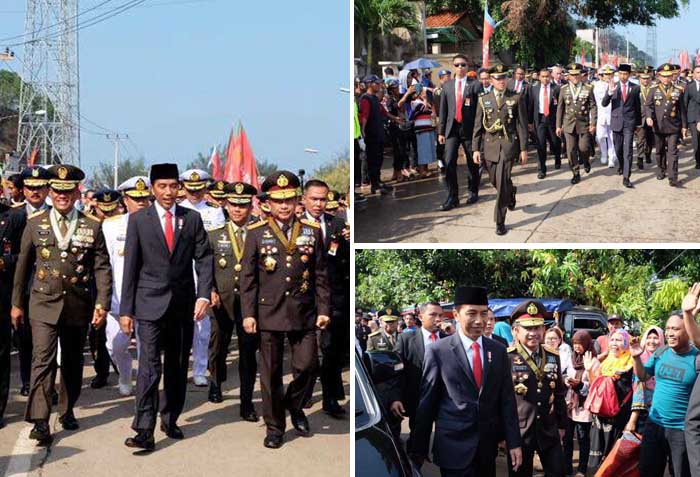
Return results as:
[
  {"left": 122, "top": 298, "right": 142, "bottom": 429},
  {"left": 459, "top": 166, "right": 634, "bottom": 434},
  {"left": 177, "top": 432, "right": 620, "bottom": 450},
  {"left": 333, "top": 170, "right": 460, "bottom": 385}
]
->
[
  {"left": 222, "top": 127, "right": 239, "bottom": 183},
  {"left": 482, "top": 0, "right": 505, "bottom": 68},
  {"left": 209, "top": 145, "right": 222, "bottom": 180}
]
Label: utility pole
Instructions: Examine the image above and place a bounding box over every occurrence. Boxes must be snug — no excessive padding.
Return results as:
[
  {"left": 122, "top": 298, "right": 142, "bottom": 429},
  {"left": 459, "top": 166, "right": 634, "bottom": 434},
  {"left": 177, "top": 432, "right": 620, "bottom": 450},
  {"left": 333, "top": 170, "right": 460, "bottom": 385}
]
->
[{"left": 107, "top": 134, "right": 128, "bottom": 188}]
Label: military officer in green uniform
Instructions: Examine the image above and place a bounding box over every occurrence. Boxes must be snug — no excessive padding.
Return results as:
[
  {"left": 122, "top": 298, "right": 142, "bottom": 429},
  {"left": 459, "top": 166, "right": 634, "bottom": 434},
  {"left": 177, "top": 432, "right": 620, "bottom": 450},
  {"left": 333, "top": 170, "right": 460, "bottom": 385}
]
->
[
  {"left": 472, "top": 64, "right": 529, "bottom": 236},
  {"left": 555, "top": 63, "right": 598, "bottom": 185},
  {"left": 240, "top": 170, "right": 330, "bottom": 449},
  {"left": 207, "top": 181, "right": 261, "bottom": 423},
  {"left": 11, "top": 164, "right": 112, "bottom": 444},
  {"left": 507, "top": 299, "right": 567, "bottom": 477},
  {"left": 637, "top": 66, "right": 656, "bottom": 169},
  {"left": 644, "top": 62, "right": 688, "bottom": 186},
  {"left": 366, "top": 308, "right": 399, "bottom": 352}
]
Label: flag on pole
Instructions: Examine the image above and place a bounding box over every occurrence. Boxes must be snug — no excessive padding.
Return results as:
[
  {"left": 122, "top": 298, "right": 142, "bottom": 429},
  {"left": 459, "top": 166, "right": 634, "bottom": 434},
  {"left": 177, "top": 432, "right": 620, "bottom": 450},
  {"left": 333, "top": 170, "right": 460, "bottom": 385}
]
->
[
  {"left": 223, "top": 127, "right": 239, "bottom": 183},
  {"left": 28, "top": 146, "right": 39, "bottom": 167},
  {"left": 234, "top": 124, "right": 259, "bottom": 188},
  {"left": 680, "top": 50, "right": 690, "bottom": 71},
  {"left": 209, "top": 145, "right": 222, "bottom": 180},
  {"left": 482, "top": 0, "right": 505, "bottom": 68}
]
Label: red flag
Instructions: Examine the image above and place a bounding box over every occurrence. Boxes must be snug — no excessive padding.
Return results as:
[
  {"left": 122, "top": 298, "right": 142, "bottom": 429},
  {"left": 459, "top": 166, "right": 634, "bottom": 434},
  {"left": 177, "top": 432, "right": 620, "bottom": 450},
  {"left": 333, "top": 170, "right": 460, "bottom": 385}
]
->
[
  {"left": 581, "top": 47, "right": 586, "bottom": 64},
  {"left": 602, "top": 51, "right": 608, "bottom": 65},
  {"left": 482, "top": 0, "right": 502, "bottom": 68},
  {"left": 235, "top": 125, "right": 259, "bottom": 188},
  {"left": 28, "top": 147, "right": 39, "bottom": 167},
  {"left": 209, "top": 146, "right": 222, "bottom": 180},
  {"left": 222, "top": 128, "right": 239, "bottom": 183},
  {"left": 695, "top": 50, "right": 700, "bottom": 66}
]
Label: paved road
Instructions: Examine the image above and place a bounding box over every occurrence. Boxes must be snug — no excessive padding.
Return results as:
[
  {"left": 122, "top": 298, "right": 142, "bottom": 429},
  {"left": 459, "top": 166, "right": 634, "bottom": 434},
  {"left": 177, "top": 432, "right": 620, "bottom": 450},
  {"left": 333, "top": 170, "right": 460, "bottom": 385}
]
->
[
  {"left": 1, "top": 346, "right": 349, "bottom": 477},
  {"left": 355, "top": 143, "right": 700, "bottom": 243}
]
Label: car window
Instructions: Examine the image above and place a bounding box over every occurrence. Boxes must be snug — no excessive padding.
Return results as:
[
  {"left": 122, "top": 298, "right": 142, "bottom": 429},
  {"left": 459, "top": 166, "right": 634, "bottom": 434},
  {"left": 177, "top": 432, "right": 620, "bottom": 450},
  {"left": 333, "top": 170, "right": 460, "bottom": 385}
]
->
[
  {"left": 574, "top": 315, "right": 605, "bottom": 332},
  {"left": 355, "top": 353, "right": 381, "bottom": 432}
]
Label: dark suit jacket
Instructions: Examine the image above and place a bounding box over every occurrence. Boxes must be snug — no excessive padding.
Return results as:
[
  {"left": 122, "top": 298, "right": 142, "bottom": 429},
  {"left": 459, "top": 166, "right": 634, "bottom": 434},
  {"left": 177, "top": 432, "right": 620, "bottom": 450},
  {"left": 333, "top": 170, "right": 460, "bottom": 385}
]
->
[
  {"left": 683, "top": 80, "right": 700, "bottom": 124},
  {"left": 602, "top": 82, "right": 642, "bottom": 131},
  {"left": 120, "top": 203, "right": 213, "bottom": 321},
  {"left": 487, "top": 334, "right": 508, "bottom": 347},
  {"left": 438, "top": 77, "right": 479, "bottom": 138},
  {"left": 528, "top": 82, "right": 559, "bottom": 126},
  {"left": 411, "top": 333, "right": 521, "bottom": 470},
  {"left": 0, "top": 205, "right": 23, "bottom": 309},
  {"left": 322, "top": 213, "right": 350, "bottom": 312}
]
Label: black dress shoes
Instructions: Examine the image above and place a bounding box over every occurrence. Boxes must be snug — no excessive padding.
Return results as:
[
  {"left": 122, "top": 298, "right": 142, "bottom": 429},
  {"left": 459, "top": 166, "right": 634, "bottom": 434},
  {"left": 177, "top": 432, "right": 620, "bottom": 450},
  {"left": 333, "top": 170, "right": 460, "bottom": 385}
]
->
[
  {"left": 439, "top": 200, "right": 457, "bottom": 211},
  {"left": 0, "top": 418, "right": 5, "bottom": 429},
  {"left": 657, "top": 171, "right": 665, "bottom": 180},
  {"left": 537, "top": 171, "right": 546, "bottom": 179},
  {"left": 496, "top": 223, "right": 507, "bottom": 235},
  {"left": 20, "top": 383, "right": 29, "bottom": 397},
  {"left": 637, "top": 160, "right": 644, "bottom": 170},
  {"left": 571, "top": 174, "right": 581, "bottom": 185},
  {"left": 29, "top": 421, "right": 52, "bottom": 443},
  {"left": 623, "top": 179, "right": 634, "bottom": 189},
  {"left": 617, "top": 169, "right": 623, "bottom": 176},
  {"left": 669, "top": 179, "right": 681, "bottom": 187},
  {"left": 554, "top": 160, "right": 561, "bottom": 169},
  {"left": 160, "top": 421, "right": 184, "bottom": 439},
  {"left": 695, "top": 162, "right": 700, "bottom": 169},
  {"left": 584, "top": 162, "right": 591, "bottom": 173},
  {"left": 240, "top": 410, "right": 259, "bottom": 422},
  {"left": 323, "top": 401, "right": 347, "bottom": 419},
  {"left": 465, "top": 195, "right": 479, "bottom": 205},
  {"left": 290, "top": 410, "right": 310, "bottom": 436},
  {"left": 125, "top": 430, "right": 155, "bottom": 451},
  {"left": 646, "top": 157, "right": 652, "bottom": 164},
  {"left": 264, "top": 435, "right": 283, "bottom": 449},
  {"left": 208, "top": 383, "right": 223, "bottom": 403},
  {"left": 90, "top": 374, "right": 108, "bottom": 389},
  {"left": 59, "top": 411, "right": 79, "bottom": 430}
]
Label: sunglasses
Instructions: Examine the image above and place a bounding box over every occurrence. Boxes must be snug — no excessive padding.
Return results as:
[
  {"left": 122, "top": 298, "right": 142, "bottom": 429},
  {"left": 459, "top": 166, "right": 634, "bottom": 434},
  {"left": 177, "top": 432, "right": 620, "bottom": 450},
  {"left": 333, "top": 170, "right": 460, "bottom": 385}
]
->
[{"left": 453, "top": 63, "right": 467, "bottom": 68}]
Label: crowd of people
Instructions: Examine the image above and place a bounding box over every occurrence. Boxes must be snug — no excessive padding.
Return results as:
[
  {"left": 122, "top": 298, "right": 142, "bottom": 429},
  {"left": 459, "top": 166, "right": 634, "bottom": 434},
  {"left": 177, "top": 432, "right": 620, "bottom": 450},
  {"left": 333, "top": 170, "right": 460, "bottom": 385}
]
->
[
  {"left": 0, "top": 163, "right": 349, "bottom": 451},
  {"left": 357, "top": 285, "right": 700, "bottom": 477},
  {"left": 354, "top": 58, "right": 700, "bottom": 235}
]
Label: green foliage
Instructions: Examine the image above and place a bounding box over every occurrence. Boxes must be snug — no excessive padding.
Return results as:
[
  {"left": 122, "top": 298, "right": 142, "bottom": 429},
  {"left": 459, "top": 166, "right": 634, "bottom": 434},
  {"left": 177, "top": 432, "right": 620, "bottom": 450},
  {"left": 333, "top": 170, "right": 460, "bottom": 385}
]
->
[
  {"left": 256, "top": 158, "right": 278, "bottom": 178},
  {"left": 356, "top": 249, "right": 700, "bottom": 333},
  {"left": 310, "top": 153, "right": 350, "bottom": 192},
  {"left": 186, "top": 152, "right": 210, "bottom": 171},
  {"left": 0, "top": 70, "right": 22, "bottom": 112},
  {"left": 91, "top": 157, "right": 149, "bottom": 189}
]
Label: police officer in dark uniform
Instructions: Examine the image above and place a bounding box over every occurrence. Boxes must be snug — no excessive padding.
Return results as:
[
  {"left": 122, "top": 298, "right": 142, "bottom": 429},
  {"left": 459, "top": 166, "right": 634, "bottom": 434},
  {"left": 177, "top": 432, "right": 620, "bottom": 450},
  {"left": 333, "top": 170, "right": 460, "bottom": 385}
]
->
[
  {"left": 644, "top": 62, "right": 688, "bottom": 186},
  {"left": 366, "top": 308, "right": 399, "bottom": 352},
  {"left": 637, "top": 66, "right": 656, "bottom": 169},
  {"left": 207, "top": 181, "right": 260, "bottom": 423},
  {"left": 472, "top": 64, "right": 529, "bottom": 236},
  {"left": 239, "top": 170, "right": 330, "bottom": 449},
  {"left": 507, "top": 300, "right": 567, "bottom": 477},
  {"left": 11, "top": 164, "right": 112, "bottom": 443}
]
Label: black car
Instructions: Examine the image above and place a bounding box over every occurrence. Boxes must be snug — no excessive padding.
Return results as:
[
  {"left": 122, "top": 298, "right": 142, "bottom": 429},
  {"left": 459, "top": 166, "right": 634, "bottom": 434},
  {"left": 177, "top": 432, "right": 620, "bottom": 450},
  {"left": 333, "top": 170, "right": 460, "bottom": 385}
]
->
[{"left": 355, "top": 346, "right": 421, "bottom": 477}]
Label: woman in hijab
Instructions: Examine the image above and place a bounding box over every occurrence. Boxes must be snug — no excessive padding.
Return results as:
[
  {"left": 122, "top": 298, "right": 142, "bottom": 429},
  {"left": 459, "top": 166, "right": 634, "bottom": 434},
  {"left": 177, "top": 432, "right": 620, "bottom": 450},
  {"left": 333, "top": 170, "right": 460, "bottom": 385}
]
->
[
  {"left": 585, "top": 328, "right": 635, "bottom": 471},
  {"left": 563, "top": 330, "right": 598, "bottom": 477},
  {"left": 625, "top": 325, "right": 664, "bottom": 435}
]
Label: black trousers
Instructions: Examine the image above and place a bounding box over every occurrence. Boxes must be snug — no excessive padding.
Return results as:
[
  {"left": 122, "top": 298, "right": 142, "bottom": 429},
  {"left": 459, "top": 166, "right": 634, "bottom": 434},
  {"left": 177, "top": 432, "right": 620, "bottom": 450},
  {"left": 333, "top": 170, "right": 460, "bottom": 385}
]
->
[
  {"left": 389, "top": 128, "right": 407, "bottom": 171},
  {"left": 563, "top": 419, "right": 591, "bottom": 474},
  {"left": 89, "top": 323, "right": 111, "bottom": 378},
  {"left": 440, "top": 436, "right": 499, "bottom": 477},
  {"left": 685, "top": 375, "right": 700, "bottom": 477},
  {"left": 132, "top": 309, "right": 194, "bottom": 432},
  {"left": 691, "top": 122, "right": 700, "bottom": 166},
  {"left": 444, "top": 126, "right": 478, "bottom": 202},
  {"left": 259, "top": 329, "right": 318, "bottom": 437},
  {"left": 25, "top": 318, "right": 88, "bottom": 422},
  {"left": 0, "top": 307, "right": 10, "bottom": 420},
  {"left": 613, "top": 126, "right": 636, "bottom": 179},
  {"left": 535, "top": 116, "right": 561, "bottom": 172},
  {"left": 365, "top": 139, "right": 384, "bottom": 189},
  {"left": 354, "top": 139, "right": 363, "bottom": 186},
  {"left": 655, "top": 132, "right": 679, "bottom": 180},
  {"left": 208, "top": 298, "right": 259, "bottom": 415},
  {"left": 640, "top": 420, "right": 689, "bottom": 477},
  {"left": 320, "top": 308, "right": 348, "bottom": 406},
  {"left": 508, "top": 428, "right": 566, "bottom": 477}
]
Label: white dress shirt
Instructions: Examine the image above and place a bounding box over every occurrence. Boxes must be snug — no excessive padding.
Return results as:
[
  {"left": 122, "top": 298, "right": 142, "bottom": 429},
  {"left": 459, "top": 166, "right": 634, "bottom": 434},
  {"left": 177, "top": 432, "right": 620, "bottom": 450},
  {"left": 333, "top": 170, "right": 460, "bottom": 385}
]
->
[
  {"left": 457, "top": 328, "right": 485, "bottom": 373},
  {"left": 153, "top": 200, "right": 176, "bottom": 235},
  {"left": 102, "top": 213, "right": 129, "bottom": 315},
  {"left": 179, "top": 198, "right": 225, "bottom": 231},
  {"left": 25, "top": 202, "right": 47, "bottom": 215},
  {"left": 420, "top": 326, "right": 440, "bottom": 350}
]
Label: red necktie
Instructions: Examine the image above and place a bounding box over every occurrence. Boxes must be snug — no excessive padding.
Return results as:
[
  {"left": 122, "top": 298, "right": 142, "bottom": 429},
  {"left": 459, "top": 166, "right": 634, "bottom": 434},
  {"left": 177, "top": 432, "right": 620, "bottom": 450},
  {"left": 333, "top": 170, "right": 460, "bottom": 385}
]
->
[
  {"left": 543, "top": 84, "right": 549, "bottom": 117},
  {"left": 430, "top": 332, "right": 437, "bottom": 343},
  {"left": 622, "top": 83, "right": 627, "bottom": 102},
  {"left": 164, "top": 210, "right": 174, "bottom": 252},
  {"left": 471, "top": 342, "right": 482, "bottom": 388},
  {"left": 455, "top": 79, "right": 463, "bottom": 123}
]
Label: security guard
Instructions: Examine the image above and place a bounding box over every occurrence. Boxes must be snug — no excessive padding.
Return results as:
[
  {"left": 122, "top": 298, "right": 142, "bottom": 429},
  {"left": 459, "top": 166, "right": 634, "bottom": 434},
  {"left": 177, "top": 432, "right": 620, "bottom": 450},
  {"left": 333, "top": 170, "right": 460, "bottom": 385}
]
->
[
  {"left": 101, "top": 176, "right": 151, "bottom": 396},
  {"left": 11, "top": 164, "right": 112, "bottom": 443},
  {"left": 240, "top": 170, "right": 330, "bottom": 449},
  {"left": 472, "top": 64, "right": 529, "bottom": 236},
  {"left": 507, "top": 300, "right": 567, "bottom": 477},
  {"left": 637, "top": 66, "right": 656, "bottom": 169},
  {"left": 207, "top": 181, "right": 260, "bottom": 424},
  {"left": 366, "top": 308, "right": 399, "bottom": 351},
  {"left": 555, "top": 63, "right": 597, "bottom": 185},
  {"left": 644, "top": 62, "right": 688, "bottom": 186},
  {"left": 88, "top": 188, "right": 123, "bottom": 388},
  {"left": 179, "top": 169, "right": 225, "bottom": 386}
]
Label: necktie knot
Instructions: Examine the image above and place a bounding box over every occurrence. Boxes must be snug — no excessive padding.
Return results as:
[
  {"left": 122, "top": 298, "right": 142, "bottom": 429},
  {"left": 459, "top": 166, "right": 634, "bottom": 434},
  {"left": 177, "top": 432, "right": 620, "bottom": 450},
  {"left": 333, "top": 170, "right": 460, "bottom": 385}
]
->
[
  {"left": 430, "top": 332, "right": 437, "bottom": 342},
  {"left": 165, "top": 210, "right": 172, "bottom": 219},
  {"left": 471, "top": 341, "right": 480, "bottom": 352},
  {"left": 471, "top": 341, "right": 483, "bottom": 388}
]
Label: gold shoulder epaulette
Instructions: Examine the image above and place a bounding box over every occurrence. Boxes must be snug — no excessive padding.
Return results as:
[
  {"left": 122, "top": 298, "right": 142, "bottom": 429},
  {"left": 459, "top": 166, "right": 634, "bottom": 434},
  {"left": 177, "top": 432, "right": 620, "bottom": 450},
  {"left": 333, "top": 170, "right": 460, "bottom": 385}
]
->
[
  {"left": 83, "top": 213, "right": 102, "bottom": 223},
  {"left": 543, "top": 345, "right": 559, "bottom": 355},
  {"left": 103, "top": 213, "right": 124, "bottom": 222},
  {"left": 300, "top": 218, "right": 320, "bottom": 228},
  {"left": 368, "top": 330, "right": 381, "bottom": 337},
  {"left": 28, "top": 209, "right": 48, "bottom": 220},
  {"left": 206, "top": 201, "right": 220, "bottom": 208},
  {"left": 248, "top": 220, "right": 267, "bottom": 230},
  {"left": 11, "top": 202, "right": 25, "bottom": 208},
  {"left": 675, "top": 84, "right": 684, "bottom": 90},
  {"left": 507, "top": 346, "right": 516, "bottom": 353},
  {"left": 209, "top": 224, "right": 225, "bottom": 231}
]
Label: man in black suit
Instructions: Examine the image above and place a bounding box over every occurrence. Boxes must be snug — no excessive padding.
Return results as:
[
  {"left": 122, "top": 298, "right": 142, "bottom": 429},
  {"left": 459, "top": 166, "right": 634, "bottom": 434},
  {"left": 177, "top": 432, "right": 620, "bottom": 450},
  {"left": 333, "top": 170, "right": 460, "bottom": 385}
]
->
[
  {"left": 121, "top": 163, "right": 213, "bottom": 451},
  {"left": 602, "top": 63, "right": 642, "bottom": 188},
  {"left": 438, "top": 54, "right": 481, "bottom": 211},
  {"left": 389, "top": 301, "right": 446, "bottom": 447},
  {"left": 507, "top": 65, "right": 529, "bottom": 98},
  {"left": 302, "top": 180, "right": 350, "bottom": 419},
  {"left": 410, "top": 287, "right": 522, "bottom": 477},
  {"left": 528, "top": 68, "right": 561, "bottom": 178},
  {"left": 683, "top": 65, "right": 700, "bottom": 169}
]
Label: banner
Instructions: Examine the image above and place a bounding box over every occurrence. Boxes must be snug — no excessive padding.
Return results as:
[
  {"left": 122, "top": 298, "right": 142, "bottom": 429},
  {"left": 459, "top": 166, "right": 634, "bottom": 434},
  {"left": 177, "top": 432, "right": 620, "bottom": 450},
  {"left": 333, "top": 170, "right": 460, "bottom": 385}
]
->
[{"left": 482, "top": 1, "right": 505, "bottom": 68}]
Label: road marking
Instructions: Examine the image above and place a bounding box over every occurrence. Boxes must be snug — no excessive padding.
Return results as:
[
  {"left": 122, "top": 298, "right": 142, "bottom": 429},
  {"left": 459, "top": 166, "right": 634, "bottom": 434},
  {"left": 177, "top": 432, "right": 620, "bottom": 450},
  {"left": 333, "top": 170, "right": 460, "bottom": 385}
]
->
[{"left": 3, "top": 424, "right": 40, "bottom": 477}]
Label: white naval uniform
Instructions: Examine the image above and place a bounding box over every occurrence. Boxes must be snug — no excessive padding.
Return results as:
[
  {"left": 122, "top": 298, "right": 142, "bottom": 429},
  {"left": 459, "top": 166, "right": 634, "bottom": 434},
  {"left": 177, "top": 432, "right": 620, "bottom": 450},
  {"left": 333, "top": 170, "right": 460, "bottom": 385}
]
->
[
  {"left": 102, "top": 213, "right": 138, "bottom": 389},
  {"left": 593, "top": 80, "right": 617, "bottom": 167},
  {"left": 179, "top": 199, "right": 225, "bottom": 379}
]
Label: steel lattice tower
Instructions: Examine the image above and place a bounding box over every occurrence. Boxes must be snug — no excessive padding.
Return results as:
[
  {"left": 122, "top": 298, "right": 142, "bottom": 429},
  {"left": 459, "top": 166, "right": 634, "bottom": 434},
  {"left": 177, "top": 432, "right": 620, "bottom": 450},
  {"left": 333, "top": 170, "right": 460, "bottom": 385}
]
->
[
  {"left": 17, "top": 0, "right": 80, "bottom": 166},
  {"left": 646, "top": 26, "right": 657, "bottom": 67}
]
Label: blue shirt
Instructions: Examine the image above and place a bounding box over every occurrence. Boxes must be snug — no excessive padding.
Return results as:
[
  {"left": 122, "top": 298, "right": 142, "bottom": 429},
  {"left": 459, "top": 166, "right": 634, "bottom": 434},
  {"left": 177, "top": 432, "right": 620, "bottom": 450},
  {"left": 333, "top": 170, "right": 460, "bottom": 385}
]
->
[
  {"left": 644, "top": 346, "right": 699, "bottom": 429},
  {"left": 493, "top": 321, "right": 513, "bottom": 344}
]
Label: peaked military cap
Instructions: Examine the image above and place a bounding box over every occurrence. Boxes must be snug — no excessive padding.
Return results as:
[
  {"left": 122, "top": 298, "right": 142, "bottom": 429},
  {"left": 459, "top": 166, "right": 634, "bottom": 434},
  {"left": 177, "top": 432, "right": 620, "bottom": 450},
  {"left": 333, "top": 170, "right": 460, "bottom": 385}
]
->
[
  {"left": 47, "top": 164, "right": 85, "bottom": 192},
  {"left": 118, "top": 176, "right": 151, "bottom": 198},
  {"left": 179, "top": 169, "right": 210, "bottom": 191},
  {"left": 261, "top": 171, "right": 301, "bottom": 200},
  {"left": 20, "top": 166, "right": 51, "bottom": 187},
  {"left": 94, "top": 189, "right": 121, "bottom": 212},
  {"left": 225, "top": 181, "right": 257, "bottom": 204},
  {"left": 511, "top": 299, "right": 546, "bottom": 327},
  {"left": 488, "top": 64, "right": 508, "bottom": 79},
  {"left": 207, "top": 180, "right": 229, "bottom": 199},
  {"left": 377, "top": 307, "right": 399, "bottom": 322}
]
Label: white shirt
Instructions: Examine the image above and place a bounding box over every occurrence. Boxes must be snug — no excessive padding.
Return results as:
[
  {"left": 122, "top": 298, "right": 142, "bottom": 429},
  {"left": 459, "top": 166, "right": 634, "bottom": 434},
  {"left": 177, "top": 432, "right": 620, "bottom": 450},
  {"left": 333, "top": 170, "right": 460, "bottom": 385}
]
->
[
  {"left": 420, "top": 326, "right": 440, "bottom": 350},
  {"left": 179, "top": 198, "right": 225, "bottom": 231},
  {"left": 25, "top": 202, "right": 47, "bottom": 215},
  {"left": 514, "top": 79, "right": 522, "bottom": 93},
  {"left": 102, "top": 213, "right": 129, "bottom": 316},
  {"left": 455, "top": 77, "right": 466, "bottom": 103},
  {"left": 305, "top": 211, "right": 327, "bottom": 241},
  {"left": 457, "top": 328, "right": 485, "bottom": 373},
  {"left": 153, "top": 201, "right": 176, "bottom": 235},
  {"left": 593, "top": 80, "right": 612, "bottom": 125}
]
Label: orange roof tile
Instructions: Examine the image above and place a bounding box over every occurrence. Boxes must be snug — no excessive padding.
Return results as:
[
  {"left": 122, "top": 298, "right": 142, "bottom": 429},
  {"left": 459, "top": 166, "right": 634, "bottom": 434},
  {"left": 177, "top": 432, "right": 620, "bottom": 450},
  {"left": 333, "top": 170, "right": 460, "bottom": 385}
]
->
[{"left": 426, "top": 11, "right": 467, "bottom": 28}]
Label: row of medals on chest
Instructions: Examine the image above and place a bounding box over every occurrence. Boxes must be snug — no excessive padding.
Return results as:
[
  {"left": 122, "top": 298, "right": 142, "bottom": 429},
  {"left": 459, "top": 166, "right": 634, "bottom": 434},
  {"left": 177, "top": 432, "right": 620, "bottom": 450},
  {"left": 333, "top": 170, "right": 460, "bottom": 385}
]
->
[
  {"left": 36, "top": 227, "right": 93, "bottom": 283},
  {"left": 512, "top": 354, "right": 558, "bottom": 398}
]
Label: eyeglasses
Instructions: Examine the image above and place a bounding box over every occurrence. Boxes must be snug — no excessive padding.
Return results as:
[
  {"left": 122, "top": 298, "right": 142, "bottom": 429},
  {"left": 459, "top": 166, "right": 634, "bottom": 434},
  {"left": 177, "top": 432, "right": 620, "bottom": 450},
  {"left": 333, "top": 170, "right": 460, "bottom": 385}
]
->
[{"left": 453, "top": 63, "right": 467, "bottom": 68}]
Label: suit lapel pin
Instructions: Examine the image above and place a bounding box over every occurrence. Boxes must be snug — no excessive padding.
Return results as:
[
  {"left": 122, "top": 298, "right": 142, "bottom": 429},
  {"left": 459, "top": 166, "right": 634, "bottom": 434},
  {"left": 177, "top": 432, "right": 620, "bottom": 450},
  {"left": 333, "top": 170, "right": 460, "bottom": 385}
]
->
[{"left": 177, "top": 218, "right": 184, "bottom": 230}]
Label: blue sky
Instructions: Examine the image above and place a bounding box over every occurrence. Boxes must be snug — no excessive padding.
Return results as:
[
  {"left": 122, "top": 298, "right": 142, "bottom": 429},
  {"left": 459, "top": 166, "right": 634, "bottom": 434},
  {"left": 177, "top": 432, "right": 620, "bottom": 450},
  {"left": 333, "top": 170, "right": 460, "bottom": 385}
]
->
[{"left": 0, "top": 0, "right": 350, "bottom": 178}]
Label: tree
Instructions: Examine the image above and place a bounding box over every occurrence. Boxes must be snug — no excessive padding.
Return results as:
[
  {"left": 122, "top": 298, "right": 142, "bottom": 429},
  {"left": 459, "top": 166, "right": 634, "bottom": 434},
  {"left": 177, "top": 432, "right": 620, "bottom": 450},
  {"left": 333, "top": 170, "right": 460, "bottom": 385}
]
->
[
  {"left": 186, "top": 152, "right": 209, "bottom": 171},
  {"left": 256, "top": 158, "right": 278, "bottom": 178},
  {"left": 355, "top": 0, "right": 420, "bottom": 73},
  {"left": 91, "top": 157, "right": 148, "bottom": 189},
  {"left": 310, "top": 152, "right": 350, "bottom": 192}
]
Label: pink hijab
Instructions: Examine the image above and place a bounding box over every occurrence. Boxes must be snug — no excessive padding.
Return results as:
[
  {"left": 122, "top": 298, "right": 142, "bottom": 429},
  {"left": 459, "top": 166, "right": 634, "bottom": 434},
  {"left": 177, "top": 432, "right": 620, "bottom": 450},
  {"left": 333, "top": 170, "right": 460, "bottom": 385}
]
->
[{"left": 640, "top": 325, "right": 665, "bottom": 391}]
